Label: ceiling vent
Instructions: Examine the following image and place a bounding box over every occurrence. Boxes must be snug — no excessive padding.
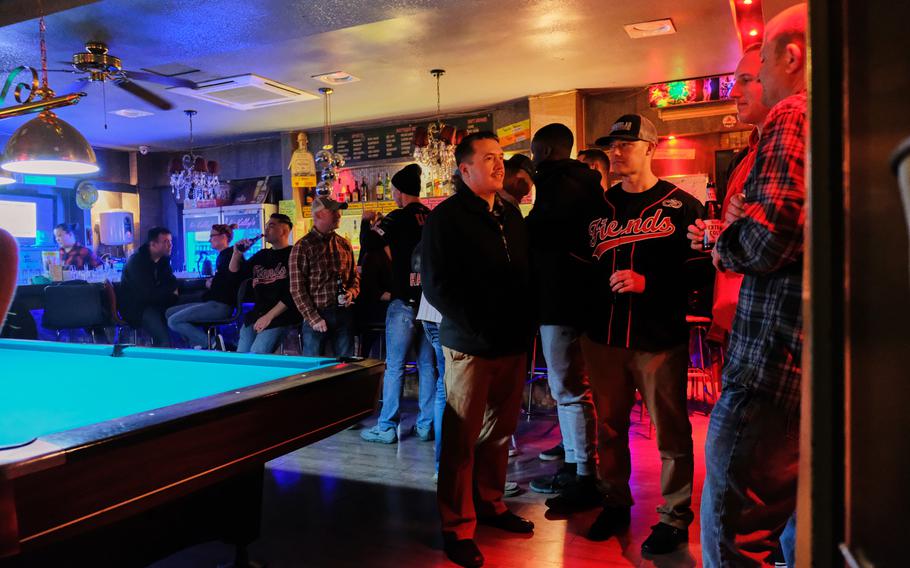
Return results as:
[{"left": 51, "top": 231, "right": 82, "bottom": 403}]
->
[
  {"left": 624, "top": 18, "right": 676, "bottom": 39},
  {"left": 168, "top": 74, "right": 319, "bottom": 110}
]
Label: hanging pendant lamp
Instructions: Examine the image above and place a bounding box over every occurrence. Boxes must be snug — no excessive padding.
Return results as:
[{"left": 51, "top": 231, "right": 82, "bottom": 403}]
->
[
  {"left": 0, "top": 16, "right": 98, "bottom": 176},
  {"left": 0, "top": 173, "right": 15, "bottom": 186}
]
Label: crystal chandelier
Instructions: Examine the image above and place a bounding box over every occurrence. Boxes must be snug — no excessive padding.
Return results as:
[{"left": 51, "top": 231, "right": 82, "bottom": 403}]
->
[
  {"left": 169, "top": 110, "right": 221, "bottom": 202},
  {"left": 314, "top": 87, "right": 345, "bottom": 198},
  {"left": 413, "top": 69, "right": 461, "bottom": 188}
]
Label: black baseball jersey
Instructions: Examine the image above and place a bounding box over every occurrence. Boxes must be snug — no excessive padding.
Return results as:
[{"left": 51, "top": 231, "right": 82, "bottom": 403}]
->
[{"left": 586, "top": 179, "right": 709, "bottom": 351}]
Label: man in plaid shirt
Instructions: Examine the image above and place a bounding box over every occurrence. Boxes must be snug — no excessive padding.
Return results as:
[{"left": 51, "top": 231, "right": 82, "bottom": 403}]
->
[
  {"left": 700, "top": 5, "right": 807, "bottom": 567},
  {"left": 289, "top": 196, "right": 359, "bottom": 357}
]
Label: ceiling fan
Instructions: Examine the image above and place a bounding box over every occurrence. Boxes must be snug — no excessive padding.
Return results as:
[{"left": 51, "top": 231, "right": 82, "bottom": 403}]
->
[{"left": 48, "top": 41, "right": 199, "bottom": 110}]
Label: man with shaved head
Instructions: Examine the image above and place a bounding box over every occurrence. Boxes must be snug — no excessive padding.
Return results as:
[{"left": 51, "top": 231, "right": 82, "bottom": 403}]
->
[
  {"left": 525, "top": 124, "right": 602, "bottom": 509},
  {"left": 700, "top": 4, "right": 808, "bottom": 567}
]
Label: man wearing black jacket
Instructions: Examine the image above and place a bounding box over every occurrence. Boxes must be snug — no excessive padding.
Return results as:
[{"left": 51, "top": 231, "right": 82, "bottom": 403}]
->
[
  {"left": 525, "top": 124, "right": 602, "bottom": 511},
  {"left": 119, "top": 227, "right": 178, "bottom": 347},
  {"left": 584, "top": 114, "right": 708, "bottom": 553},
  {"left": 421, "top": 131, "right": 534, "bottom": 568}
]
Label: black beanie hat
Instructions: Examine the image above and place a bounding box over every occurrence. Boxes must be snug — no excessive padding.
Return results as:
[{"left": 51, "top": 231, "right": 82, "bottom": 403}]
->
[{"left": 391, "top": 163, "right": 422, "bottom": 196}]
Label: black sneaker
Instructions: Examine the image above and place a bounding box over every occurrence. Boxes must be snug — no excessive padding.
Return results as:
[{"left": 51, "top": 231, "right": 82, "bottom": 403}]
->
[
  {"left": 587, "top": 505, "right": 631, "bottom": 541},
  {"left": 544, "top": 475, "right": 604, "bottom": 513},
  {"left": 529, "top": 462, "right": 576, "bottom": 494},
  {"left": 538, "top": 442, "right": 565, "bottom": 461},
  {"left": 641, "top": 522, "right": 688, "bottom": 555}
]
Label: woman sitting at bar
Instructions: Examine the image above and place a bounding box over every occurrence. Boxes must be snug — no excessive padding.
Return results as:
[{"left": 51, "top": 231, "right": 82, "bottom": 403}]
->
[
  {"left": 54, "top": 223, "right": 100, "bottom": 269},
  {"left": 166, "top": 223, "right": 241, "bottom": 349}
]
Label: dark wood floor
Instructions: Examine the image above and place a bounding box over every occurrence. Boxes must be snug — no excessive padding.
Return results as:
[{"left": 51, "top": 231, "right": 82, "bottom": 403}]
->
[{"left": 153, "top": 402, "right": 710, "bottom": 568}]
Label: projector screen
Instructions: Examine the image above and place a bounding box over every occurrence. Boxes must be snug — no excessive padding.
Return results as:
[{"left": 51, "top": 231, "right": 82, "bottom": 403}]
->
[{"left": 0, "top": 200, "right": 38, "bottom": 238}]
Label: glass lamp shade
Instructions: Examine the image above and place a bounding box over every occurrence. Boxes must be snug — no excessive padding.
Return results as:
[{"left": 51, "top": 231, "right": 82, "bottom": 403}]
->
[
  {"left": 1, "top": 111, "right": 99, "bottom": 175},
  {"left": 0, "top": 173, "right": 14, "bottom": 185}
]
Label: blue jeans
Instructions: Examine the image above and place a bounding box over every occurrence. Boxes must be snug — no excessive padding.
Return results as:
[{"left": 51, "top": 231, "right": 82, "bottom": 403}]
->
[
  {"left": 237, "top": 324, "right": 289, "bottom": 354},
  {"left": 423, "top": 320, "right": 446, "bottom": 469},
  {"left": 140, "top": 307, "right": 171, "bottom": 347},
  {"left": 166, "top": 301, "right": 232, "bottom": 348},
  {"left": 701, "top": 384, "right": 800, "bottom": 567},
  {"left": 539, "top": 325, "right": 597, "bottom": 476},
  {"left": 376, "top": 300, "right": 436, "bottom": 431},
  {"left": 301, "top": 306, "right": 354, "bottom": 357}
]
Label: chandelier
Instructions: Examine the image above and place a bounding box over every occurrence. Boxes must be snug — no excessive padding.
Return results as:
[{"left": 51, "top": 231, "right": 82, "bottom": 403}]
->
[
  {"left": 413, "top": 69, "right": 462, "bottom": 188},
  {"left": 314, "top": 87, "right": 345, "bottom": 198},
  {"left": 169, "top": 110, "right": 221, "bottom": 202}
]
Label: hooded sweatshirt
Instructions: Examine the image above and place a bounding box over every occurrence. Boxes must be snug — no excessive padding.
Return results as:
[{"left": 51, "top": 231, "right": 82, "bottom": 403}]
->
[{"left": 525, "top": 158, "right": 604, "bottom": 326}]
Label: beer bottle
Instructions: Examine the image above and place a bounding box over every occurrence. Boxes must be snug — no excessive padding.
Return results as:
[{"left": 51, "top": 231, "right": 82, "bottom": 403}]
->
[
  {"left": 702, "top": 182, "right": 722, "bottom": 251},
  {"left": 336, "top": 276, "right": 348, "bottom": 306}
]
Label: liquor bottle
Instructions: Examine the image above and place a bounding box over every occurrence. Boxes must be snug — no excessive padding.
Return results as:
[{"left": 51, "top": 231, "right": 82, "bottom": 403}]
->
[
  {"left": 336, "top": 276, "right": 348, "bottom": 306},
  {"left": 375, "top": 175, "right": 384, "bottom": 201},
  {"left": 383, "top": 171, "right": 392, "bottom": 197},
  {"left": 360, "top": 176, "right": 369, "bottom": 202},
  {"left": 339, "top": 184, "right": 349, "bottom": 203},
  {"left": 351, "top": 182, "right": 360, "bottom": 202},
  {"left": 702, "top": 182, "right": 722, "bottom": 251}
]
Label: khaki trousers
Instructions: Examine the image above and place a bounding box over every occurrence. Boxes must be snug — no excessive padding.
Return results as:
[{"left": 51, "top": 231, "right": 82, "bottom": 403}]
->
[
  {"left": 581, "top": 339, "right": 694, "bottom": 529},
  {"left": 437, "top": 348, "right": 527, "bottom": 540}
]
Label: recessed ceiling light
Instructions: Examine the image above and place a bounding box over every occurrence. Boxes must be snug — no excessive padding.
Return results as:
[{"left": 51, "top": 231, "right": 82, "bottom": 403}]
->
[
  {"left": 624, "top": 18, "right": 677, "bottom": 39},
  {"left": 748, "top": 28, "right": 759, "bottom": 36},
  {"left": 110, "top": 108, "right": 154, "bottom": 118},
  {"left": 311, "top": 71, "right": 360, "bottom": 85}
]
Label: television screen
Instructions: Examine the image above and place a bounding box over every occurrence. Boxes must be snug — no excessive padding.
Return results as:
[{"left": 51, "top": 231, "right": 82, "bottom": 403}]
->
[{"left": 0, "top": 200, "right": 37, "bottom": 238}]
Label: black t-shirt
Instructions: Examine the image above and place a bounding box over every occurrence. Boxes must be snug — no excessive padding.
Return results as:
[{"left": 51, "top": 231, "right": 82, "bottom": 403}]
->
[
  {"left": 240, "top": 246, "right": 302, "bottom": 329},
  {"left": 377, "top": 202, "right": 430, "bottom": 303},
  {"left": 203, "top": 248, "right": 240, "bottom": 305},
  {"left": 586, "top": 179, "right": 709, "bottom": 351}
]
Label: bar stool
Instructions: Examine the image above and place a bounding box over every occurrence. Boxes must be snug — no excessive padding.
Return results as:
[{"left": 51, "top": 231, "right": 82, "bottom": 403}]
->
[
  {"left": 43, "top": 282, "right": 108, "bottom": 343},
  {"left": 686, "top": 315, "right": 716, "bottom": 412},
  {"left": 195, "top": 278, "right": 251, "bottom": 350}
]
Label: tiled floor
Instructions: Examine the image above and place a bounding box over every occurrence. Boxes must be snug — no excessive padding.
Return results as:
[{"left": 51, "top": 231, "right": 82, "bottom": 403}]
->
[{"left": 155, "top": 399, "right": 712, "bottom": 568}]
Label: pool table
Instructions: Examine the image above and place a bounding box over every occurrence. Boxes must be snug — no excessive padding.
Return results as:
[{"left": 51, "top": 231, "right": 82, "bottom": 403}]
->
[{"left": 0, "top": 339, "right": 384, "bottom": 565}]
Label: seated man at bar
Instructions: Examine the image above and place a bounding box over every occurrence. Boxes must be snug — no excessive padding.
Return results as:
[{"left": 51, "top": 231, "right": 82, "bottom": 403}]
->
[
  {"left": 119, "top": 227, "right": 178, "bottom": 347},
  {"left": 166, "top": 223, "right": 240, "bottom": 349},
  {"left": 230, "top": 213, "right": 300, "bottom": 354},
  {"left": 54, "top": 223, "right": 100, "bottom": 269}
]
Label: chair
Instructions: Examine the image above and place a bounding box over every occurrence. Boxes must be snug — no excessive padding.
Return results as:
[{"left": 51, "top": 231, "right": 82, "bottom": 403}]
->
[
  {"left": 43, "top": 282, "right": 108, "bottom": 342},
  {"left": 523, "top": 331, "right": 552, "bottom": 419},
  {"left": 686, "top": 315, "right": 717, "bottom": 412},
  {"left": 194, "top": 278, "right": 252, "bottom": 350},
  {"left": 102, "top": 279, "right": 131, "bottom": 344}
]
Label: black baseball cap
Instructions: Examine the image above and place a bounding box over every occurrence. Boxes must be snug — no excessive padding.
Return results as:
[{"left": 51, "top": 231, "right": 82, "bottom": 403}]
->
[{"left": 595, "top": 114, "right": 659, "bottom": 146}]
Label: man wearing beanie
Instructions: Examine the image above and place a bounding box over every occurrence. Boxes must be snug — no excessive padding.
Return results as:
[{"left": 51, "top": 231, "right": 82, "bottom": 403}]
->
[{"left": 361, "top": 163, "right": 437, "bottom": 444}]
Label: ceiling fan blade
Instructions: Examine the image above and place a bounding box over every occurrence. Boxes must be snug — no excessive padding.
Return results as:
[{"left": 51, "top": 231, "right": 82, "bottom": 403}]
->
[
  {"left": 123, "top": 70, "right": 199, "bottom": 89},
  {"left": 114, "top": 79, "right": 173, "bottom": 110},
  {"left": 63, "top": 78, "right": 91, "bottom": 94}
]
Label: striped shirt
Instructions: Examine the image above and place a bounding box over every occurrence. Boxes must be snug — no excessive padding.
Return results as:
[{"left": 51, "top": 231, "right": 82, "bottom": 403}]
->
[
  {"left": 289, "top": 228, "right": 359, "bottom": 327},
  {"left": 715, "top": 91, "right": 807, "bottom": 412}
]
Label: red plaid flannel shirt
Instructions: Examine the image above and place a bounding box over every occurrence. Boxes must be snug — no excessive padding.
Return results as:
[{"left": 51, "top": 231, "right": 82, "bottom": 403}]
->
[
  {"left": 289, "top": 229, "right": 359, "bottom": 327},
  {"left": 59, "top": 243, "right": 100, "bottom": 269}
]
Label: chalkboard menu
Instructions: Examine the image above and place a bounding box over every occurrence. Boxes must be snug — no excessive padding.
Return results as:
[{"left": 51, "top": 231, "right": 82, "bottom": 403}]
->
[{"left": 333, "top": 114, "right": 493, "bottom": 163}]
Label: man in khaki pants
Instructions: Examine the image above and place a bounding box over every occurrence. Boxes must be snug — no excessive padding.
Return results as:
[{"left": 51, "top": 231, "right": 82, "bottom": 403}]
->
[
  {"left": 421, "top": 131, "right": 534, "bottom": 568},
  {"left": 584, "top": 114, "right": 710, "bottom": 554}
]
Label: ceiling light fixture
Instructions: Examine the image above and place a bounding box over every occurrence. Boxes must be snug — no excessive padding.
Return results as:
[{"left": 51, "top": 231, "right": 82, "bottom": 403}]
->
[
  {"left": 168, "top": 110, "right": 221, "bottom": 202},
  {"left": 0, "top": 173, "right": 15, "bottom": 185},
  {"left": 314, "top": 87, "right": 345, "bottom": 197},
  {"left": 413, "top": 69, "right": 463, "bottom": 188},
  {"left": 1, "top": 17, "right": 98, "bottom": 176},
  {"left": 311, "top": 71, "right": 360, "bottom": 86},
  {"left": 749, "top": 28, "right": 759, "bottom": 36}
]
